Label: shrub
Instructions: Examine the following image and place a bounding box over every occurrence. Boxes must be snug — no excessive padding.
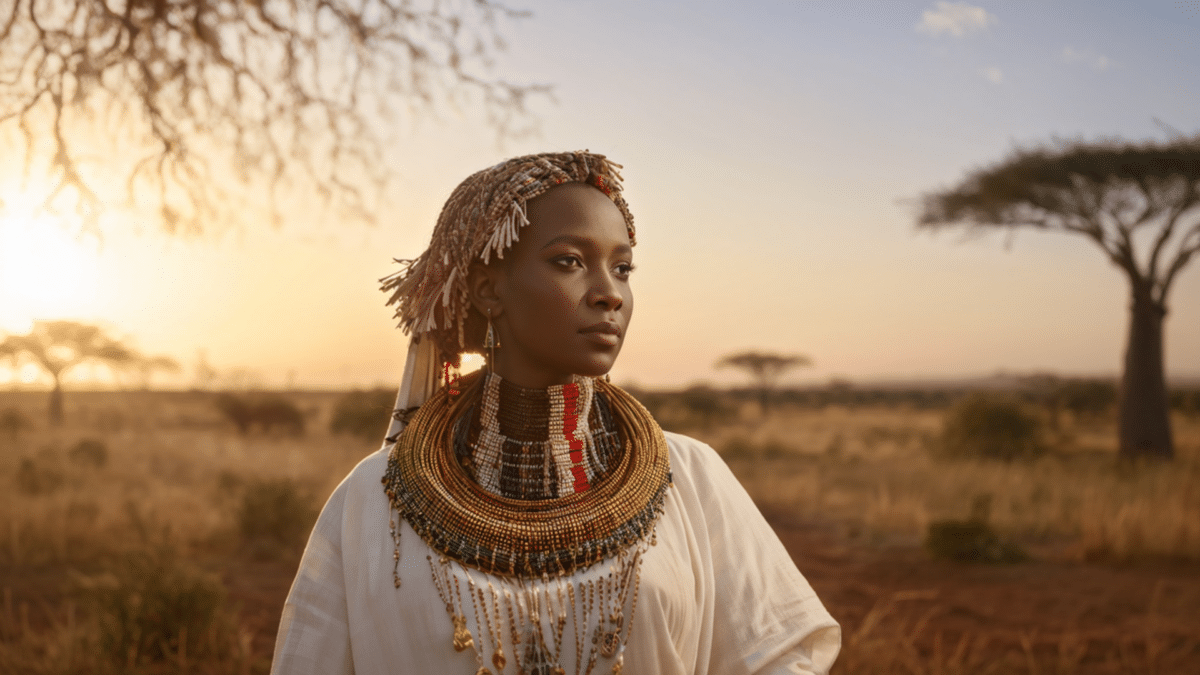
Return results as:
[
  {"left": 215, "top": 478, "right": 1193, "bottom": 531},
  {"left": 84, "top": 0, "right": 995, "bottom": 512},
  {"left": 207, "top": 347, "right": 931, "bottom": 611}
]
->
[
  {"left": 0, "top": 407, "right": 32, "bottom": 436},
  {"left": 924, "top": 495, "right": 1027, "bottom": 564},
  {"left": 237, "top": 478, "right": 318, "bottom": 559},
  {"left": 15, "top": 456, "right": 64, "bottom": 495},
  {"left": 677, "top": 385, "right": 737, "bottom": 429},
  {"left": 1171, "top": 388, "right": 1200, "bottom": 417},
  {"left": 68, "top": 438, "right": 109, "bottom": 468},
  {"left": 939, "top": 393, "right": 1045, "bottom": 461},
  {"left": 925, "top": 520, "right": 1027, "bottom": 563},
  {"left": 329, "top": 388, "right": 395, "bottom": 439},
  {"left": 215, "top": 393, "right": 305, "bottom": 435},
  {"left": 89, "top": 545, "right": 234, "bottom": 666},
  {"left": 1050, "top": 379, "right": 1117, "bottom": 416},
  {"left": 719, "top": 436, "right": 756, "bottom": 460}
]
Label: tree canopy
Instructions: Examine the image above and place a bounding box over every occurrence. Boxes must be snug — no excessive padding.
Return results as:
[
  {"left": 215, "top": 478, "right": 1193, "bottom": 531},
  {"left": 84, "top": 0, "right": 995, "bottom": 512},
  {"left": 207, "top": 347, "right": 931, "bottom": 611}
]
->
[
  {"left": 0, "top": 0, "right": 542, "bottom": 235},
  {"left": 0, "top": 320, "right": 169, "bottom": 422},
  {"left": 918, "top": 135, "right": 1200, "bottom": 308}
]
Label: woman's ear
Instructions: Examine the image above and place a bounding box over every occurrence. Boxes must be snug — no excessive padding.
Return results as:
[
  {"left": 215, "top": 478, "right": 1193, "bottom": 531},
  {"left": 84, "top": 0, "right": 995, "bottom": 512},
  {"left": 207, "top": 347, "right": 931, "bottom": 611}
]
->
[{"left": 466, "top": 262, "right": 504, "bottom": 318}]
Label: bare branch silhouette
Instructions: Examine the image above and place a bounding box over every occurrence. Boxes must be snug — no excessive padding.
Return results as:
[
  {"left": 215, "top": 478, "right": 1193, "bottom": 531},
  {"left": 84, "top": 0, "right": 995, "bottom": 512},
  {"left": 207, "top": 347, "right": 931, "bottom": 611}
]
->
[{"left": 0, "top": 0, "right": 547, "bottom": 235}]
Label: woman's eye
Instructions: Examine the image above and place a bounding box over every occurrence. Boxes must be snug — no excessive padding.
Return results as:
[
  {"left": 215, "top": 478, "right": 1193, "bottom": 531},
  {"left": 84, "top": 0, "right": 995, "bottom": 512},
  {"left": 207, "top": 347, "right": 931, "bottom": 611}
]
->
[
  {"left": 615, "top": 263, "right": 636, "bottom": 277},
  {"left": 554, "top": 256, "right": 582, "bottom": 269}
]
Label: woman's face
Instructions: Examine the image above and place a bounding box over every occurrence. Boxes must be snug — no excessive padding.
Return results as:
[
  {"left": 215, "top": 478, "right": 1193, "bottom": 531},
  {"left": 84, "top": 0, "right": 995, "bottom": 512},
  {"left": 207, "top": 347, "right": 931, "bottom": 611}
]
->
[{"left": 480, "top": 183, "right": 634, "bottom": 389}]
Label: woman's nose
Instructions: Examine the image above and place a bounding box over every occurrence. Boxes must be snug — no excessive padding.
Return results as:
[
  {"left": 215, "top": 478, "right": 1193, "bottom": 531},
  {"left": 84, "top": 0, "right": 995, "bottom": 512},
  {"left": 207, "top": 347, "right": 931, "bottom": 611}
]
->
[{"left": 588, "top": 272, "right": 624, "bottom": 311}]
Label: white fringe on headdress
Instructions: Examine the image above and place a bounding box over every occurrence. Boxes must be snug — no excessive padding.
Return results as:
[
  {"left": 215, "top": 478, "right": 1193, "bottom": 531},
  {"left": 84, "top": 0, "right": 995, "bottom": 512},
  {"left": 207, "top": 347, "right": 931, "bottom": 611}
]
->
[{"left": 482, "top": 202, "right": 529, "bottom": 265}]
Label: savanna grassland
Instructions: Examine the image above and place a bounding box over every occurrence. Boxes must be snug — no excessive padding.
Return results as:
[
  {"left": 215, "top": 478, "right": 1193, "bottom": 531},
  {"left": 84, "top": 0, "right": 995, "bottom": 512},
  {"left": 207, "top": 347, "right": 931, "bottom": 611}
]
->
[{"left": 1, "top": 386, "right": 1199, "bottom": 674}]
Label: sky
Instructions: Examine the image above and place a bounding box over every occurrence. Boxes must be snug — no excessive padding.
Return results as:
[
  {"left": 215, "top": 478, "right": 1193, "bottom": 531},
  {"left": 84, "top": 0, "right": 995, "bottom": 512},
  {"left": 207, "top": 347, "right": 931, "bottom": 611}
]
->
[{"left": 1, "top": 0, "right": 1199, "bottom": 390}]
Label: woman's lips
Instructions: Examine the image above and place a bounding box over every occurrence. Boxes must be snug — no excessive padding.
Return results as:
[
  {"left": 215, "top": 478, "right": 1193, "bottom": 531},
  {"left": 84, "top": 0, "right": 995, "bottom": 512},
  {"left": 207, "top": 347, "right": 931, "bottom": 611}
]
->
[
  {"left": 580, "top": 331, "right": 620, "bottom": 347},
  {"left": 580, "top": 322, "right": 621, "bottom": 347}
]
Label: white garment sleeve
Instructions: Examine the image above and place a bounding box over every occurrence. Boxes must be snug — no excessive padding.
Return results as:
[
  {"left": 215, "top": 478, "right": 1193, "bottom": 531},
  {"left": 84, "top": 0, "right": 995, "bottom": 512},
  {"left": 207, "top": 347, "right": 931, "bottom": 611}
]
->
[
  {"left": 271, "top": 477, "right": 355, "bottom": 675},
  {"left": 665, "top": 433, "right": 841, "bottom": 675}
]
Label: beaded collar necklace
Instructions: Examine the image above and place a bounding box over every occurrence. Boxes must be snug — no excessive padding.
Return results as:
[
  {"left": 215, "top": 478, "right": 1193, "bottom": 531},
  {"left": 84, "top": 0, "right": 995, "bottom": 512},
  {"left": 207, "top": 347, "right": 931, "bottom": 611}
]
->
[
  {"left": 383, "top": 370, "right": 671, "bottom": 578},
  {"left": 382, "top": 371, "right": 672, "bottom": 675}
]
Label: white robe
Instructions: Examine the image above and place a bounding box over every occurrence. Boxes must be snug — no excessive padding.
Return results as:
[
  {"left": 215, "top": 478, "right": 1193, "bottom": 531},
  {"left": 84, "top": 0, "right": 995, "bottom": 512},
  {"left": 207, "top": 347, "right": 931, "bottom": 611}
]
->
[{"left": 271, "top": 431, "right": 841, "bottom": 674}]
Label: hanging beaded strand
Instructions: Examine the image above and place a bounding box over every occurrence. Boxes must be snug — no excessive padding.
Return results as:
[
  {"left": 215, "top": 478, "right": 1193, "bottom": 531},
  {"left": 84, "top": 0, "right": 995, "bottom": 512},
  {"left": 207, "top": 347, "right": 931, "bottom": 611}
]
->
[{"left": 389, "top": 513, "right": 402, "bottom": 588}]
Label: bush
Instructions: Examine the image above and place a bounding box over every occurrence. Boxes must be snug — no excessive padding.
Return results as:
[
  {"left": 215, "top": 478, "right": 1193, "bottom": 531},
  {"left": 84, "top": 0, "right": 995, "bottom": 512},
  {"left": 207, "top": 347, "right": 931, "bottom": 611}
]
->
[
  {"left": 1050, "top": 379, "right": 1117, "bottom": 416},
  {"left": 677, "top": 385, "right": 737, "bottom": 428},
  {"left": 924, "top": 495, "right": 1027, "bottom": 564},
  {"left": 89, "top": 545, "right": 235, "bottom": 666},
  {"left": 15, "top": 456, "right": 64, "bottom": 495},
  {"left": 1171, "top": 388, "right": 1200, "bottom": 417},
  {"left": 237, "top": 478, "right": 318, "bottom": 559},
  {"left": 329, "top": 388, "right": 395, "bottom": 439},
  {"left": 0, "top": 407, "right": 33, "bottom": 436},
  {"left": 215, "top": 393, "right": 305, "bottom": 435},
  {"left": 925, "top": 520, "right": 1027, "bottom": 563},
  {"left": 939, "top": 393, "right": 1046, "bottom": 461},
  {"left": 68, "top": 438, "right": 109, "bottom": 468},
  {"left": 719, "top": 436, "right": 756, "bottom": 460}
]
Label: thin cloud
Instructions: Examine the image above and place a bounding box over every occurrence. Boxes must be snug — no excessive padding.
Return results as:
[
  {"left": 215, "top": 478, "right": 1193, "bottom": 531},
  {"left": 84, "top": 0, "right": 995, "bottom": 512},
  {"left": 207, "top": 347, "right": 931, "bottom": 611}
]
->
[
  {"left": 916, "top": 2, "right": 997, "bottom": 37},
  {"left": 981, "top": 66, "right": 1004, "bottom": 84},
  {"left": 1062, "top": 46, "right": 1111, "bottom": 71}
]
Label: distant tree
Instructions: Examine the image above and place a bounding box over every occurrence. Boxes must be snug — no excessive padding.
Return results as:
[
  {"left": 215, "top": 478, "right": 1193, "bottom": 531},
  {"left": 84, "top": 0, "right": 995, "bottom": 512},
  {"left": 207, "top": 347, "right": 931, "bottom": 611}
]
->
[
  {"left": 132, "top": 355, "right": 182, "bottom": 390},
  {"left": 918, "top": 135, "right": 1200, "bottom": 461},
  {"left": 715, "top": 350, "right": 812, "bottom": 415},
  {"left": 0, "top": 0, "right": 543, "bottom": 235},
  {"left": 0, "top": 320, "right": 137, "bottom": 424},
  {"left": 193, "top": 350, "right": 219, "bottom": 391}
]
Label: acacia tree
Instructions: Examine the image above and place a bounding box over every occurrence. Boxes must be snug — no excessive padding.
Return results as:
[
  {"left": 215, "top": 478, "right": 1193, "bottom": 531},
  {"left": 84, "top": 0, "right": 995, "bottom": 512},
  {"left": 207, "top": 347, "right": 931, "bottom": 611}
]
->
[
  {"left": 132, "top": 354, "right": 181, "bottom": 390},
  {"left": 918, "top": 136, "right": 1200, "bottom": 461},
  {"left": 715, "top": 350, "right": 812, "bottom": 415},
  {"left": 0, "top": 320, "right": 137, "bottom": 423},
  {"left": 0, "top": 0, "right": 542, "bottom": 235}
]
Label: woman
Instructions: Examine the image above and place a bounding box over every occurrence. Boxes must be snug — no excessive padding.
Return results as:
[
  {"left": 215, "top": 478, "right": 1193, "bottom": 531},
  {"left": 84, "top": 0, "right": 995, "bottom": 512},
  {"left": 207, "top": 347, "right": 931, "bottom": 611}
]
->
[{"left": 272, "top": 151, "right": 840, "bottom": 674}]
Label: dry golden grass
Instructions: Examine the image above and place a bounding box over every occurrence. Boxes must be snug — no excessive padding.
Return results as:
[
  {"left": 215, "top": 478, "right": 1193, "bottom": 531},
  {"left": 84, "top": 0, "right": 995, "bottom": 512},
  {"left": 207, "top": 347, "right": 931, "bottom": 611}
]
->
[
  {"left": 0, "top": 390, "right": 376, "bottom": 674},
  {"left": 2, "top": 389, "right": 1199, "bottom": 674},
  {"left": 693, "top": 405, "right": 1200, "bottom": 562}
]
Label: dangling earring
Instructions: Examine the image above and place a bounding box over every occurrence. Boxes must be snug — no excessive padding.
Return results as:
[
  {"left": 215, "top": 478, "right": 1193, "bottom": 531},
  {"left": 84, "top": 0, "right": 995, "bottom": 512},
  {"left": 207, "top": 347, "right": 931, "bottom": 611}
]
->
[{"left": 484, "top": 309, "right": 500, "bottom": 373}]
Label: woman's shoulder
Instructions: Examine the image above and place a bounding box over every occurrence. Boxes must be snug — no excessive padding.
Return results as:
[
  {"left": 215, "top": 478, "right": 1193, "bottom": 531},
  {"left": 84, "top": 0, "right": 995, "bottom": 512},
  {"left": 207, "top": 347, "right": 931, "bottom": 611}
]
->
[
  {"left": 350, "top": 446, "right": 390, "bottom": 480},
  {"left": 327, "top": 446, "right": 391, "bottom": 502},
  {"left": 660, "top": 431, "right": 739, "bottom": 490},
  {"left": 662, "top": 430, "right": 727, "bottom": 465}
]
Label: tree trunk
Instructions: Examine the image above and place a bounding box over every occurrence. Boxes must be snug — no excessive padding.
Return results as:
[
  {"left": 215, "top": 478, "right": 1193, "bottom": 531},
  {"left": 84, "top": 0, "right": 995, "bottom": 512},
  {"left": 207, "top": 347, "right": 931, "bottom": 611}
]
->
[
  {"left": 49, "top": 377, "right": 64, "bottom": 426},
  {"left": 758, "top": 385, "right": 771, "bottom": 417},
  {"left": 1118, "top": 283, "right": 1173, "bottom": 460}
]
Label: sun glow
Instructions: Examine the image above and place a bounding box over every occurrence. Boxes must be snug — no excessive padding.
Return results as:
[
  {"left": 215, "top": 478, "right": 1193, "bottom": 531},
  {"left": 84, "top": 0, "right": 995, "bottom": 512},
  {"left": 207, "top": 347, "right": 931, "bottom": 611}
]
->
[{"left": 0, "top": 195, "right": 101, "bottom": 334}]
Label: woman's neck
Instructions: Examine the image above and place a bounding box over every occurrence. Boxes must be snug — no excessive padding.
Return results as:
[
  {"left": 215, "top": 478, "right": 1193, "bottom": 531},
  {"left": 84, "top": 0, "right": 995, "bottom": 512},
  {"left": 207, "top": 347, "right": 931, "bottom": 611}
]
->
[{"left": 458, "top": 372, "right": 621, "bottom": 500}]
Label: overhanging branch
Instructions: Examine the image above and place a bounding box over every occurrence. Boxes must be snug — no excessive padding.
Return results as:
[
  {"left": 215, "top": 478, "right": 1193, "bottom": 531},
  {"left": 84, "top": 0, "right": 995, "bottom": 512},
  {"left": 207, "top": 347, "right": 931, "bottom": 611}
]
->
[{"left": 0, "top": 0, "right": 547, "bottom": 235}]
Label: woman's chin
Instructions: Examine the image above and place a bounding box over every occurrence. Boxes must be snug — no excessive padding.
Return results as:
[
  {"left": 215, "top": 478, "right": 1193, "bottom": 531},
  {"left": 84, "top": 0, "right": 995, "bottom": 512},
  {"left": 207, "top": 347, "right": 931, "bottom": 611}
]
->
[{"left": 570, "top": 354, "right": 619, "bottom": 379}]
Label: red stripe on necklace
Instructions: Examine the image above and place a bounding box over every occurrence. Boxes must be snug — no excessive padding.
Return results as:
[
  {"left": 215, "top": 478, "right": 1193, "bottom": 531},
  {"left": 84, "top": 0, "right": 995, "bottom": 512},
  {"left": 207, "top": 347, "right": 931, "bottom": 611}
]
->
[{"left": 563, "top": 383, "right": 589, "bottom": 493}]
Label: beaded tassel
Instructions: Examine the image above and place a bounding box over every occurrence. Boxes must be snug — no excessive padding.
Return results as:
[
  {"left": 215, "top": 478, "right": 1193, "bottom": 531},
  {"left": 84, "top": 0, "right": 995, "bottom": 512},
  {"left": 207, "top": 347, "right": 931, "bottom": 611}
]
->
[{"left": 426, "top": 536, "right": 653, "bottom": 675}]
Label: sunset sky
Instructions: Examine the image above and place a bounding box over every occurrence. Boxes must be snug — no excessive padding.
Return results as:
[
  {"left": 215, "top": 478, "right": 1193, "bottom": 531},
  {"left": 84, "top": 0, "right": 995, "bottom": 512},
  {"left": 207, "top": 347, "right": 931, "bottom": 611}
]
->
[{"left": 1, "top": 0, "right": 1198, "bottom": 390}]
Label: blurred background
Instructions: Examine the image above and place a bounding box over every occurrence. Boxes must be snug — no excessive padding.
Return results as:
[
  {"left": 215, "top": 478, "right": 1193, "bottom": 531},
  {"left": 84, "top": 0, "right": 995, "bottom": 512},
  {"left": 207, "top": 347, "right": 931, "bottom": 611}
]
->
[
  {"left": 2, "top": 0, "right": 1197, "bottom": 390},
  {"left": 2, "top": 1, "right": 1199, "bottom": 673}
]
